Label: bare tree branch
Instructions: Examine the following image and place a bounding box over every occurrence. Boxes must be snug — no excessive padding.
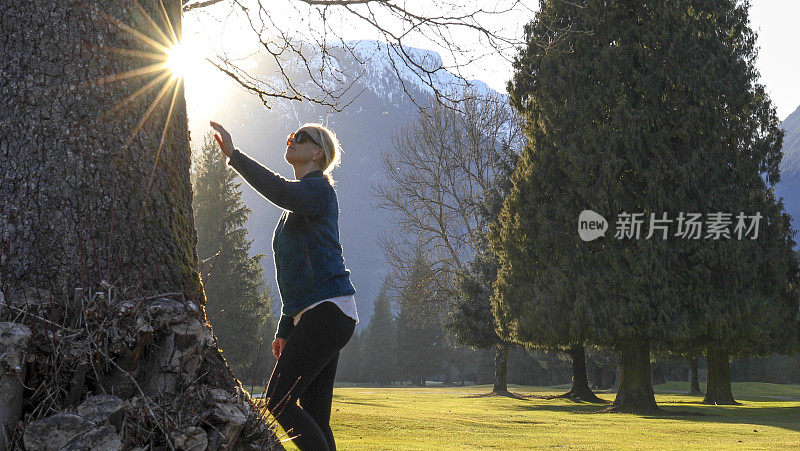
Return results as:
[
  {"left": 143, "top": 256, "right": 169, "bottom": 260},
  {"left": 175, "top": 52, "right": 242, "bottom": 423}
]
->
[
  {"left": 183, "top": 0, "right": 225, "bottom": 12},
  {"left": 375, "top": 90, "right": 522, "bottom": 298},
  {"left": 185, "top": 0, "right": 535, "bottom": 110}
]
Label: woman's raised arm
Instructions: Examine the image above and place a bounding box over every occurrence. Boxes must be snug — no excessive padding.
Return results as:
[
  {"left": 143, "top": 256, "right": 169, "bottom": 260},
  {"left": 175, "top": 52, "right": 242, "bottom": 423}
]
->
[
  {"left": 226, "top": 147, "right": 329, "bottom": 216},
  {"left": 210, "top": 120, "right": 328, "bottom": 216}
]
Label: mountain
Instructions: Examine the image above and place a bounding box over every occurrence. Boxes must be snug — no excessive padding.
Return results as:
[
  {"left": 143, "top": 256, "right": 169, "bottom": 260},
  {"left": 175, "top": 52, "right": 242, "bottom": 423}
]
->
[
  {"left": 193, "top": 41, "right": 497, "bottom": 325},
  {"left": 775, "top": 105, "right": 800, "bottom": 250}
]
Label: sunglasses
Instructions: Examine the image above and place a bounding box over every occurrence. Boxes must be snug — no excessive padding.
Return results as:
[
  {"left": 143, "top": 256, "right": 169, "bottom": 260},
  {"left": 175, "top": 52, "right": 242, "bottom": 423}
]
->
[{"left": 286, "top": 130, "right": 322, "bottom": 148}]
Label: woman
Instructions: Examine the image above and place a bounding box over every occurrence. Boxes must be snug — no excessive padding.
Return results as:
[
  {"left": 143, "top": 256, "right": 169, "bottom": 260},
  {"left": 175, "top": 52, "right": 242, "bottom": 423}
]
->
[{"left": 210, "top": 120, "right": 358, "bottom": 451}]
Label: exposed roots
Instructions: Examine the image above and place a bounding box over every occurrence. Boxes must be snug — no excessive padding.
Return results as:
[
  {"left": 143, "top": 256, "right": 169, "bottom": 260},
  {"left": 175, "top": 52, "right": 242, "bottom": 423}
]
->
[
  {"left": 0, "top": 284, "right": 284, "bottom": 450},
  {"left": 550, "top": 389, "right": 609, "bottom": 404}
]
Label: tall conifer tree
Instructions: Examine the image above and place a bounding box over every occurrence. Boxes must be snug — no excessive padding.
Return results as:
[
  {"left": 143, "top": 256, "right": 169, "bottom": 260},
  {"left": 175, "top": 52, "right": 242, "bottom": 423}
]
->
[
  {"left": 337, "top": 330, "right": 362, "bottom": 383},
  {"left": 395, "top": 254, "right": 446, "bottom": 386},
  {"left": 360, "top": 276, "right": 397, "bottom": 385},
  {"left": 493, "top": 0, "right": 799, "bottom": 411},
  {"left": 192, "top": 134, "right": 273, "bottom": 379}
]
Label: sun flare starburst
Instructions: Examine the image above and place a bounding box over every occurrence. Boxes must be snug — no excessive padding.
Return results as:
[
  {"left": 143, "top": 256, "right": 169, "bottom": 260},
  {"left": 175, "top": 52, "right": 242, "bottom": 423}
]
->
[
  {"left": 165, "top": 41, "right": 204, "bottom": 80},
  {"left": 83, "top": 0, "right": 215, "bottom": 203}
]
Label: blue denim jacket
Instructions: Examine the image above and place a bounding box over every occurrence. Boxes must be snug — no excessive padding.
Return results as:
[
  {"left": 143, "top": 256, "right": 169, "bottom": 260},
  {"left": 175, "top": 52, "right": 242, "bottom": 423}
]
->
[{"left": 228, "top": 148, "right": 356, "bottom": 339}]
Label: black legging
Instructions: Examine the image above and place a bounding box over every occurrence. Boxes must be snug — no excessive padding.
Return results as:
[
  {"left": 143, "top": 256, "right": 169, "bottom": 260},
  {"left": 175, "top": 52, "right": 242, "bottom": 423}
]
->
[{"left": 265, "top": 301, "right": 355, "bottom": 450}]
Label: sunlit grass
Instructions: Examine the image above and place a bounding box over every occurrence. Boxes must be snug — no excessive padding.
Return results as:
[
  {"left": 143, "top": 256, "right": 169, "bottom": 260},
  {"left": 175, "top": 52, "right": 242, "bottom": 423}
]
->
[{"left": 253, "top": 383, "right": 800, "bottom": 450}]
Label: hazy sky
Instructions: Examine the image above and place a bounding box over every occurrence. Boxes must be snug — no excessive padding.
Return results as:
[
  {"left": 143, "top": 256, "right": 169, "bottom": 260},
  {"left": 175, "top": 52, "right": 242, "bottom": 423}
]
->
[{"left": 182, "top": 0, "right": 799, "bottom": 122}]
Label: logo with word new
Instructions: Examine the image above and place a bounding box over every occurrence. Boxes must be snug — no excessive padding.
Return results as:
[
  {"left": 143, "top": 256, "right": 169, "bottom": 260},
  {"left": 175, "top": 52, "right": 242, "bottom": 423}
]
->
[
  {"left": 578, "top": 210, "right": 608, "bottom": 241},
  {"left": 578, "top": 210, "right": 762, "bottom": 241}
]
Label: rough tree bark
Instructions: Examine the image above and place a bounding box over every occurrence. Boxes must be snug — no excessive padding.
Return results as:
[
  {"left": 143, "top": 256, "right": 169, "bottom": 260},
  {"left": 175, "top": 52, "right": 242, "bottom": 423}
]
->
[
  {"left": 689, "top": 357, "right": 703, "bottom": 395},
  {"left": 493, "top": 341, "right": 510, "bottom": 394},
  {"left": 559, "top": 345, "right": 604, "bottom": 403},
  {"left": 0, "top": 1, "right": 280, "bottom": 448},
  {"left": 610, "top": 339, "right": 659, "bottom": 412},
  {"left": 703, "top": 347, "right": 738, "bottom": 405}
]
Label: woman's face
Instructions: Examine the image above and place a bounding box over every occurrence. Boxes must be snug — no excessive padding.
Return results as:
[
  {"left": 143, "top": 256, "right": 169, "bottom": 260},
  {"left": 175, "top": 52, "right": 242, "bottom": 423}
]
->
[{"left": 285, "top": 127, "right": 323, "bottom": 168}]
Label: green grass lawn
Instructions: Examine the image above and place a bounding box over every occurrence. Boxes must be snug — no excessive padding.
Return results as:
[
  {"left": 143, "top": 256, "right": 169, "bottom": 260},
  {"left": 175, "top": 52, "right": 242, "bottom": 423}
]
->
[{"left": 259, "top": 383, "right": 800, "bottom": 450}]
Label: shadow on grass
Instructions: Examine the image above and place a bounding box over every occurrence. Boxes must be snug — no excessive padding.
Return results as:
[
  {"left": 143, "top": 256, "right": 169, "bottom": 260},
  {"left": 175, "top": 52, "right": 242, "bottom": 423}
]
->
[
  {"left": 639, "top": 405, "right": 800, "bottom": 434},
  {"left": 540, "top": 393, "right": 610, "bottom": 404},
  {"left": 463, "top": 391, "right": 610, "bottom": 405},
  {"left": 657, "top": 390, "right": 800, "bottom": 403},
  {"left": 462, "top": 391, "right": 532, "bottom": 400},
  {"left": 502, "top": 396, "right": 800, "bottom": 433}
]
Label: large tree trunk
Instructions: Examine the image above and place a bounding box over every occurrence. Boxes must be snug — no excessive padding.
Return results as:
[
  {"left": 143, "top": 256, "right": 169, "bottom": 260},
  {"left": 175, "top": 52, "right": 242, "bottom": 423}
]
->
[
  {"left": 0, "top": 1, "right": 280, "bottom": 448},
  {"left": 559, "top": 345, "right": 605, "bottom": 403},
  {"left": 493, "top": 341, "right": 510, "bottom": 394},
  {"left": 610, "top": 339, "right": 659, "bottom": 412},
  {"left": 703, "top": 347, "right": 738, "bottom": 405},
  {"left": 689, "top": 357, "right": 703, "bottom": 395}
]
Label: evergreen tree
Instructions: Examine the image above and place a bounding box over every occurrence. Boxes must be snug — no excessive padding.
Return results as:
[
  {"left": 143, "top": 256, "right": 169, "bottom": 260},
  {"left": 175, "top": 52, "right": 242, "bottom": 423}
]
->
[
  {"left": 450, "top": 249, "right": 511, "bottom": 392},
  {"left": 449, "top": 139, "right": 519, "bottom": 394},
  {"left": 493, "top": 0, "right": 799, "bottom": 412},
  {"left": 192, "top": 133, "right": 273, "bottom": 379},
  {"left": 336, "top": 329, "right": 362, "bottom": 383},
  {"left": 244, "top": 292, "right": 278, "bottom": 389},
  {"left": 699, "top": 186, "right": 798, "bottom": 404},
  {"left": 395, "top": 254, "right": 446, "bottom": 386},
  {"left": 360, "top": 276, "right": 397, "bottom": 385}
]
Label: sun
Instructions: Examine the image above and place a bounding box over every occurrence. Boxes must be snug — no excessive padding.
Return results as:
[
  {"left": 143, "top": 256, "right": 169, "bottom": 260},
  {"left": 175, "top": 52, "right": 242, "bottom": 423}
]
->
[
  {"left": 86, "top": 1, "right": 229, "bottom": 196},
  {"left": 165, "top": 41, "right": 204, "bottom": 80}
]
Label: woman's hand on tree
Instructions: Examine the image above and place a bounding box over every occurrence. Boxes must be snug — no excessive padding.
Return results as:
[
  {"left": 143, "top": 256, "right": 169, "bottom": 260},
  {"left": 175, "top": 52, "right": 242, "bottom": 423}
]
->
[
  {"left": 210, "top": 120, "right": 234, "bottom": 157},
  {"left": 272, "top": 337, "right": 286, "bottom": 359}
]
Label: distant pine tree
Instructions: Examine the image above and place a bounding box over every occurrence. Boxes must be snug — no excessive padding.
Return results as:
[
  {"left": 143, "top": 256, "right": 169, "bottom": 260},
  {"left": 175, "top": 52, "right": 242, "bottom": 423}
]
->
[
  {"left": 245, "top": 290, "right": 278, "bottom": 388},
  {"left": 192, "top": 133, "right": 273, "bottom": 379},
  {"left": 337, "top": 329, "right": 362, "bottom": 383},
  {"left": 395, "top": 255, "right": 446, "bottom": 386},
  {"left": 360, "top": 276, "right": 397, "bottom": 385}
]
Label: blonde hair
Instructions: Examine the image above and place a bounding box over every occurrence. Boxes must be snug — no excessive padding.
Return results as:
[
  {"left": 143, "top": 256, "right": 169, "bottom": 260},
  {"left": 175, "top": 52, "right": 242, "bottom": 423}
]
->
[{"left": 302, "top": 123, "right": 342, "bottom": 186}]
